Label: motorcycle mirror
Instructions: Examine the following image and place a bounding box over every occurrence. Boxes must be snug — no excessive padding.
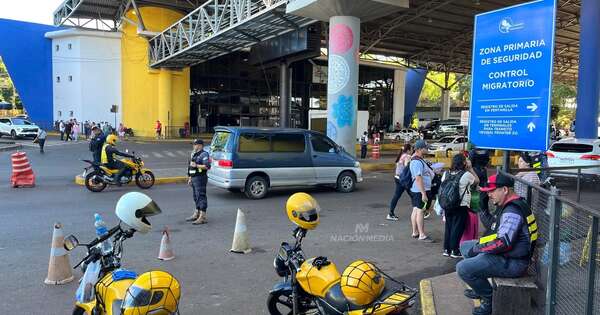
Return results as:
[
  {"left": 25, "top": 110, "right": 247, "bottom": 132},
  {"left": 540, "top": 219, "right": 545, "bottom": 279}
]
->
[{"left": 64, "top": 235, "right": 80, "bottom": 251}]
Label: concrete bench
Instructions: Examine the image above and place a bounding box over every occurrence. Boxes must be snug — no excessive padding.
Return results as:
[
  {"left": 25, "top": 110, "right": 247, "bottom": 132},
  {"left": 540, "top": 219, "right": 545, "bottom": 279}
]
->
[{"left": 491, "top": 276, "right": 539, "bottom": 315}]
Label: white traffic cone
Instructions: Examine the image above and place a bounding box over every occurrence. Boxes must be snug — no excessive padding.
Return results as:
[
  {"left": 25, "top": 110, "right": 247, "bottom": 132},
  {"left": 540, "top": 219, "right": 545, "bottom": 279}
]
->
[
  {"left": 230, "top": 208, "right": 251, "bottom": 254},
  {"left": 158, "top": 227, "right": 175, "bottom": 261},
  {"left": 45, "top": 223, "right": 74, "bottom": 285}
]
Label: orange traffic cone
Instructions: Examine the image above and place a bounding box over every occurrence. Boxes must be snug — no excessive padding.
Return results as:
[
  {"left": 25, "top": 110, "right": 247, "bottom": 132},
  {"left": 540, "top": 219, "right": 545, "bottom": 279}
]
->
[
  {"left": 230, "top": 208, "right": 251, "bottom": 254},
  {"left": 11, "top": 151, "right": 35, "bottom": 187},
  {"left": 44, "top": 223, "right": 74, "bottom": 285},
  {"left": 157, "top": 227, "right": 175, "bottom": 261}
]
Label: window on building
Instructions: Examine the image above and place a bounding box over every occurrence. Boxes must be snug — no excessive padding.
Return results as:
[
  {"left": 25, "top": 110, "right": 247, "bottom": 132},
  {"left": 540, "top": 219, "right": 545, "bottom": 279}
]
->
[
  {"left": 69, "top": 111, "right": 74, "bottom": 117},
  {"left": 68, "top": 75, "right": 73, "bottom": 82},
  {"left": 55, "top": 45, "right": 59, "bottom": 52},
  {"left": 56, "top": 76, "right": 60, "bottom": 83},
  {"left": 58, "top": 111, "right": 62, "bottom": 117},
  {"left": 68, "top": 43, "right": 72, "bottom": 50}
]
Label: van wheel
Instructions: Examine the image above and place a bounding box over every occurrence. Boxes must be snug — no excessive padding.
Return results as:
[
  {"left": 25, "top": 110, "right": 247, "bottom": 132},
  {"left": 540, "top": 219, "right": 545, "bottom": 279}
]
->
[
  {"left": 11, "top": 130, "right": 17, "bottom": 139},
  {"left": 245, "top": 176, "right": 268, "bottom": 199},
  {"left": 337, "top": 171, "right": 356, "bottom": 193}
]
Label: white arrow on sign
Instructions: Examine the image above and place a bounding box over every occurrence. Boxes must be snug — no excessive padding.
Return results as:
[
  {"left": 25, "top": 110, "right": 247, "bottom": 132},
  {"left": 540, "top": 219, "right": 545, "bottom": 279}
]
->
[
  {"left": 527, "top": 103, "right": 538, "bottom": 112},
  {"left": 527, "top": 122, "right": 536, "bottom": 132}
]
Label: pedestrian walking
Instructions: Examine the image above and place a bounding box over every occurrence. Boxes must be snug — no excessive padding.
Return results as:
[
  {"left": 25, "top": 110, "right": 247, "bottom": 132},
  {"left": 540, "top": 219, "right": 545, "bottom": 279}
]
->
[
  {"left": 155, "top": 120, "right": 162, "bottom": 139},
  {"left": 186, "top": 139, "right": 211, "bottom": 225},
  {"left": 409, "top": 140, "right": 435, "bottom": 242},
  {"left": 59, "top": 120, "right": 65, "bottom": 141},
  {"left": 359, "top": 131, "right": 369, "bottom": 159},
  {"left": 34, "top": 128, "right": 47, "bottom": 153},
  {"left": 72, "top": 120, "right": 80, "bottom": 141},
  {"left": 387, "top": 143, "right": 412, "bottom": 221},
  {"left": 64, "top": 120, "right": 73, "bottom": 141},
  {"left": 439, "top": 154, "right": 479, "bottom": 258},
  {"left": 84, "top": 121, "right": 91, "bottom": 139},
  {"left": 89, "top": 126, "right": 105, "bottom": 163}
]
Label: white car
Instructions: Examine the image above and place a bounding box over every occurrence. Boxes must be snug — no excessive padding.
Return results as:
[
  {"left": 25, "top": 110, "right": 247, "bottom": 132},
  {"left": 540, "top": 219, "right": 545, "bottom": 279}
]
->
[
  {"left": 385, "top": 129, "right": 419, "bottom": 141},
  {"left": 546, "top": 138, "right": 600, "bottom": 177},
  {"left": 428, "top": 136, "right": 468, "bottom": 154},
  {"left": 0, "top": 117, "right": 40, "bottom": 139}
]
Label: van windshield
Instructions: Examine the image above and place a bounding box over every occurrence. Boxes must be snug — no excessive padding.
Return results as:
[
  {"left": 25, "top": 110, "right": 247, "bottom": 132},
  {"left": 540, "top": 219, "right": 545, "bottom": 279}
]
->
[{"left": 211, "top": 131, "right": 232, "bottom": 152}]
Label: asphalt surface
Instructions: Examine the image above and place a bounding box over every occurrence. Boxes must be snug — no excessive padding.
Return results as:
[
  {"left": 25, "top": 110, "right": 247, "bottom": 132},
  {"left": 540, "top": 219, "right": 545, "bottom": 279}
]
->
[{"left": 2, "top": 136, "right": 599, "bottom": 314}]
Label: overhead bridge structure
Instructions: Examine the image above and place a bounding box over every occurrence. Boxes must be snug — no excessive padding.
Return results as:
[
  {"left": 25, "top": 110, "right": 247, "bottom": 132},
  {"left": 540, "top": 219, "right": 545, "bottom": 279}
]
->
[{"left": 147, "top": 0, "right": 317, "bottom": 68}]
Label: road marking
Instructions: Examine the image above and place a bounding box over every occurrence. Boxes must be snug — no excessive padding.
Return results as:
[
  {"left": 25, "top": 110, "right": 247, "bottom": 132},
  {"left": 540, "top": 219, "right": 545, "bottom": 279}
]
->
[
  {"left": 165, "top": 151, "right": 176, "bottom": 158},
  {"left": 141, "top": 154, "right": 149, "bottom": 158},
  {"left": 176, "top": 150, "right": 187, "bottom": 156},
  {"left": 153, "top": 152, "right": 164, "bottom": 158}
]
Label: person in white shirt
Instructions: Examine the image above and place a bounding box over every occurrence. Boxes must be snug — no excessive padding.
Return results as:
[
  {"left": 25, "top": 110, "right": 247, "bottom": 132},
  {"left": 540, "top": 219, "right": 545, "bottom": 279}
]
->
[
  {"left": 35, "top": 128, "right": 47, "bottom": 153},
  {"left": 440, "top": 154, "right": 480, "bottom": 258},
  {"left": 387, "top": 143, "right": 413, "bottom": 221}
]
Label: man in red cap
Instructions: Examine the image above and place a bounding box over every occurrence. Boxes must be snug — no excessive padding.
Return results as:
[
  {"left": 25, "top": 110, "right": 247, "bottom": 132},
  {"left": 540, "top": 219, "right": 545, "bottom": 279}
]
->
[{"left": 456, "top": 172, "right": 538, "bottom": 315}]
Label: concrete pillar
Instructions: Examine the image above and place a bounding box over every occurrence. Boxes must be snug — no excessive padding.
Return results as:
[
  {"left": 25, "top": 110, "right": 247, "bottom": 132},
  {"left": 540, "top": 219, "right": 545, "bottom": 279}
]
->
[
  {"left": 158, "top": 69, "right": 172, "bottom": 137},
  {"left": 327, "top": 16, "right": 360, "bottom": 156},
  {"left": 279, "top": 61, "right": 290, "bottom": 128},
  {"left": 441, "top": 89, "right": 450, "bottom": 121},
  {"left": 575, "top": 0, "right": 600, "bottom": 139},
  {"left": 393, "top": 69, "right": 406, "bottom": 127}
]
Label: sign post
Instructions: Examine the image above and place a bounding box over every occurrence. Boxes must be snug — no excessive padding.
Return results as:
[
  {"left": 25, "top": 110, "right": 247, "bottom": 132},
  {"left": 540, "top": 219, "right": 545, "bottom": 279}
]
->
[{"left": 468, "top": 0, "right": 557, "bottom": 152}]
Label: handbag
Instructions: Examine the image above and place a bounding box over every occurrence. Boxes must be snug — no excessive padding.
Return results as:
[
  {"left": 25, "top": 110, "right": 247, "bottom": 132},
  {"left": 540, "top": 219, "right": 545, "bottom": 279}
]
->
[{"left": 470, "top": 189, "right": 481, "bottom": 213}]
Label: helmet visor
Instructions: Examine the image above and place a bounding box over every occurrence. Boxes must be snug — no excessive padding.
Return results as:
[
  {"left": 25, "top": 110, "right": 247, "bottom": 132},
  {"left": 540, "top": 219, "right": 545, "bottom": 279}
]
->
[
  {"left": 135, "top": 200, "right": 162, "bottom": 219},
  {"left": 298, "top": 207, "right": 319, "bottom": 223}
]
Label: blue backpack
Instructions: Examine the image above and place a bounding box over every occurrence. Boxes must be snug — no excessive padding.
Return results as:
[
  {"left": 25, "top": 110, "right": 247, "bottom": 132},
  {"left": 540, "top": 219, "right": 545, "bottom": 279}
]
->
[{"left": 398, "top": 158, "right": 425, "bottom": 190}]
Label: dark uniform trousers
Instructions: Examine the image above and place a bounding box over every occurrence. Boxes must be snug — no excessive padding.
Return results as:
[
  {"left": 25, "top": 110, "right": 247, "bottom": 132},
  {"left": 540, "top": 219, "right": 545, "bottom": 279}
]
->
[{"left": 192, "top": 175, "right": 208, "bottom": 211}]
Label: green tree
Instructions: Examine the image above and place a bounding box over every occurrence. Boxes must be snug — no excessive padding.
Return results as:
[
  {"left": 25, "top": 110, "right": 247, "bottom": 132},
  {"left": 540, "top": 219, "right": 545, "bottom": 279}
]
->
[{"left": 419, "top": 72, "right": 459, "bottom": 106}]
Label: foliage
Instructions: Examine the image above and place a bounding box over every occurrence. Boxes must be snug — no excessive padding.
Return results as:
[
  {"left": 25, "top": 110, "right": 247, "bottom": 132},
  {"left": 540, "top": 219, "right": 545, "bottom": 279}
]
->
[
  {"left": 0, "top": 56, "right": 22, "bottom": 107},
  {"left": 551, "top": 83, "right": 577, "bottom": 129}
]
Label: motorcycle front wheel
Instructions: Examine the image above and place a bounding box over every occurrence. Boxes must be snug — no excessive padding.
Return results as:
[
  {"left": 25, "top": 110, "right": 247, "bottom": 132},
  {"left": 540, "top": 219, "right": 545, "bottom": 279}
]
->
[
  {"left": 85, "top": 171, "right": 107, "bottom": 192},
  {"left": 267, "top": 291, "right": 320, "bottom": 315},
  {"left": 135, "top": 171, "right": 155, "bottom": 189}
]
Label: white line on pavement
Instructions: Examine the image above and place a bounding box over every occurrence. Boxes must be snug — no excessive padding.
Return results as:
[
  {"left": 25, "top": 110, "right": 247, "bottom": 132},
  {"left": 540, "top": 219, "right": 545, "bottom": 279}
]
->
[
  {"left": 165, "top": 151, "right": 176, "bottom": 158},
  {"left": 153, "top": 152, "right": 164, "bottom": 158},
  {"left": 176, "top": 150, "right": 187, "bottom": 156}
]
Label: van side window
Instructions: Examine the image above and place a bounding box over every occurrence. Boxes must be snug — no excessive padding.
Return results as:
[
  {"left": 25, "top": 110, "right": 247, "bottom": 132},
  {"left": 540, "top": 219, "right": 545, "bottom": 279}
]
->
[
  {"left": 311, "top": 135, "right": 336, "bottom": 153},
  {"left": 239, "top": 133, "right": 271, "bottom": 152},
  {"left": 272, "top": 134, "right": 305, "bottom": 152}
]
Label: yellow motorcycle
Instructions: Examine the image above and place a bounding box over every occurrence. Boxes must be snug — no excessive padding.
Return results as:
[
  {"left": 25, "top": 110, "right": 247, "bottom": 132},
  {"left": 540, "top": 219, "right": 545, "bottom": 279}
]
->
[
  {"left": 82, "top": 154, "right": 155, "bottom": 192},
  {"left": 64, "top": 192, "right": 181, "bottom": 315},
  {"left": 267, "top": 193, "right": 417, "bottom": 315}
]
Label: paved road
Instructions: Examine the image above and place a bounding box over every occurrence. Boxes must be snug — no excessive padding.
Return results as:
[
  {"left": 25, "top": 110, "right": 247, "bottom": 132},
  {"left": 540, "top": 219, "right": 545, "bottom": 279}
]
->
[{"left": 0, "top": 137, "right": 457, "bottom": 314}]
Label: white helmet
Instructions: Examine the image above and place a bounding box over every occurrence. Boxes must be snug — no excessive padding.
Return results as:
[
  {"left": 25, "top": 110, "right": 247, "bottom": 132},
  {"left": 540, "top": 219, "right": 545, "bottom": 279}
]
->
[{"left": 115, "top": 192, "right": 161, "bottom": 234}]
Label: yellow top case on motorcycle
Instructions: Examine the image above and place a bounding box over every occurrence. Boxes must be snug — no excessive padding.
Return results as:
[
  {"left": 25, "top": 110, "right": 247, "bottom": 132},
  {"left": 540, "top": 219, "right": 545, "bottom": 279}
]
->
[
  {"left": 121, "top": 271, "right": 181, "bottom": 315},
  {"left": 340, "top": 260, "right": 385, "bottom": 306},
  {"left": 296, "top": 258, "right": 341, "bottom": 298}
]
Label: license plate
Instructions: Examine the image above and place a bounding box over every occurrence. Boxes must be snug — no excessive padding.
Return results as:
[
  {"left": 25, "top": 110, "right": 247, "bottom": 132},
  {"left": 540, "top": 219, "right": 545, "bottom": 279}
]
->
[{"left": 559, "top": 158, "right": 575, "bottom": 165}]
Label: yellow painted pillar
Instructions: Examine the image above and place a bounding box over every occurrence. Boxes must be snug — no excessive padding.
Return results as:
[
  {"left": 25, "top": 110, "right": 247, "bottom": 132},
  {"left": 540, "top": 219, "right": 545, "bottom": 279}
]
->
[{"left": 158, "top": 69, "right": 172, "bottom": 138}]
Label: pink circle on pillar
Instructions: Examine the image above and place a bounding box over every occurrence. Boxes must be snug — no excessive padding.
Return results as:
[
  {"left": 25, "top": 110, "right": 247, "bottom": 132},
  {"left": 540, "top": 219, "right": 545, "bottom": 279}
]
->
[{"left": 330, "top": 24, "right": 354, "bottom": 54}]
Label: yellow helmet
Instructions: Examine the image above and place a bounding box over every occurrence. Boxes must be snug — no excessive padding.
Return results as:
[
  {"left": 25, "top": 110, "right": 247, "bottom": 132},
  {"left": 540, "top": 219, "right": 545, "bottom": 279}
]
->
[
  {"left": 106, "top": 134, "right": 118, "bottom": 145},
  {"left": 121, "top": 270, "right": 180, "bottom": 315},
  {"left": 340, "top": 260, "right": 385, "bottom": 306},
  {"left": 286, "top": 192, "right": 320, "bottom": 230}
]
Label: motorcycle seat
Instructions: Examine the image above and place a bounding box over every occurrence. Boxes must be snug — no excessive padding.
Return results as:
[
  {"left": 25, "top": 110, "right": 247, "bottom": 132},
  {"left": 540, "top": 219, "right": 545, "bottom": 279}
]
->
[
  {"left": 322, "top": 282, "right": 364, "bottom": 312},
  {"left": 322, "top": 281, "right": 414, "bottom": 314}
]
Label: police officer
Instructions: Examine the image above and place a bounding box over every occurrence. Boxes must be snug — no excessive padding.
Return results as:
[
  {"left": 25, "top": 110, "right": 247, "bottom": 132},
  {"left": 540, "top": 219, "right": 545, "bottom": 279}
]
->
[
  {"left": 89, "top": 126, "right": 105, "bottom": 163},
  {"left": 186, "top": 139, "right": 211, "bottom": 225}
]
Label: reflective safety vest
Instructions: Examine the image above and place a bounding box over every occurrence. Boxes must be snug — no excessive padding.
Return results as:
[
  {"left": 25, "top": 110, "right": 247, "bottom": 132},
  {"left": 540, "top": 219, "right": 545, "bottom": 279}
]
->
[
  {"left": 101, "top": 144, "right": 110, "bottom": 164},
  {"left": 479, "top": 198, "right": 538, "bottom": 254}
]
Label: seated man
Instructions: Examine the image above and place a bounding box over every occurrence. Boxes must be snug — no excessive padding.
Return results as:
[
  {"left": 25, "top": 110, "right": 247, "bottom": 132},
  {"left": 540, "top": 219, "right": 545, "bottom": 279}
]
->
[
  {"left": 456, "top": 173, "right": 538, "bottom": 315},
  {"left": 101, "top": 134, "right": 135, "bottom": 186}
]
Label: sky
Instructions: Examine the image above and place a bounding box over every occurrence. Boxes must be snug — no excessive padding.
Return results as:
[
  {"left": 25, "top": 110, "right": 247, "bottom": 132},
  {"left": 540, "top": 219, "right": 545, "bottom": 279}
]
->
[{"left": 0, "top": 0, "right": 65, "bottom": 25}]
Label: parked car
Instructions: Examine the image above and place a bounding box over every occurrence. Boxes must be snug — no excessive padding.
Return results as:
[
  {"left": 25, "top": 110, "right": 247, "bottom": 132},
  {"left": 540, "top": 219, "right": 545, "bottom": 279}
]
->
[
  {"left": 546, "top": 138, "right": 600, "bottom": 178},
  {"left": 0, "top": 117, "right": 39, "bottom": 139},
  {"left": 428, "top": 135, "right": 468, "bottom": 154},
  {"left": 433, "top": 124, "right": 466, "bottom": 139},
  {"left": 385, "top": 128, "right": 419, "bottom": 142},
  {"left": 422, "top": 119, "right": 460, "bottom": 139},
  {"left": 208, "top": 127, "right": 363, "bottom": 199}
]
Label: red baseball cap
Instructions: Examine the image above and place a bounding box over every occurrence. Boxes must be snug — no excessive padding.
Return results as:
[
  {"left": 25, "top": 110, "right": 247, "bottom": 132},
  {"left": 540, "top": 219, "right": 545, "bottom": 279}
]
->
[{"left": 481, "top": 173, "right": 514, "bottom": 192}]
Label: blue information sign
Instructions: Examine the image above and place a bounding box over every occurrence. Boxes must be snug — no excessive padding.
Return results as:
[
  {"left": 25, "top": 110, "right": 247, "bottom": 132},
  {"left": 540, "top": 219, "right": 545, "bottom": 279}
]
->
[{"left": 468, "top": 0, "right": 557, "bottom": 152}]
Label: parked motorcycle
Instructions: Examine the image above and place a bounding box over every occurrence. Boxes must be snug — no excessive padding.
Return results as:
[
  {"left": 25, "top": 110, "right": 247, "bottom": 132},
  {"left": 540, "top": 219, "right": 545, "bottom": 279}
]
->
[
  {"left": 65, "top": 192, "right": 181, "bottom": 315},
  {"left": 267, "top": 193, "right": 417, "bottom": 315},
  {"left": 82, "top": 154, "right": 154, "bottom": 192}
]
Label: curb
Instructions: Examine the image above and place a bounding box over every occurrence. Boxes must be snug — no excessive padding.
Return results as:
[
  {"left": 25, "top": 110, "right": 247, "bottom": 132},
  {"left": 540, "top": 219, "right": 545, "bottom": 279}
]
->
[
  {"left": 75, "top": 175, "right": 187, "bottom": 186},
  {"left": 0, "top": 144, "right": 22, "bottom": 152},
  {"left": 360, "top": 162, "right": 396, "bottom": 172},
  {"left": 420, "top": 279, "right": 436, "bottom": 315}
]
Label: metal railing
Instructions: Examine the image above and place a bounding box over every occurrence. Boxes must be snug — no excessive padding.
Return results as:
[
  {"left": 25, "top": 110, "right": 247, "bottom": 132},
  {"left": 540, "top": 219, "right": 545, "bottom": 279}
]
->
[{"left": 499, "top": 166, "right": 600, "bottom": 315}]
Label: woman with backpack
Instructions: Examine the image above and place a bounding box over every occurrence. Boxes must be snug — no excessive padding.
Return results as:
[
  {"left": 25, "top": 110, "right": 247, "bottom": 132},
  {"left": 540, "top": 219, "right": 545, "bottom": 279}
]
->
[
  {"left": 439, "top": 154, "right": 479, "bottom": 258},
  {"left": 387, "top": 143, "right": 413, "bottom": 221}
]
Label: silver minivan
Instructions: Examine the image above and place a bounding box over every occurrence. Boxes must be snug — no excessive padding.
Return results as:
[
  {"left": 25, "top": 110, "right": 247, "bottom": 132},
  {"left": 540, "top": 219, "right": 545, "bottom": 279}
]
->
[{"left": 208, "top": 127, "right": 363, "bottom": 199}]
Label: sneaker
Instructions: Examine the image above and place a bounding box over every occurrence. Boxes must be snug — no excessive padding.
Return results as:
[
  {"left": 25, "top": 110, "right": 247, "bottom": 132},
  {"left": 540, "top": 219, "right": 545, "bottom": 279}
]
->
[
  {"left": 464, "top": 289, "right": 481, "bottom": 299},
  {"left": 386, "top": 214, "right": 399, "bottom": 221},
  {"left": 442, "top": 250, "right": 450, "bottom": 257},
  {"left": 418, "top": 236, "right": 434, "bottom": 243},
  {"left": 450, "top": 250, "right": 463, "bottom": 258},
  {"left": 424, "top": 211, "right": 431, "bottom": 219},
  {"left": 472, "top": 298, "right": 492, "bottom": 315}
]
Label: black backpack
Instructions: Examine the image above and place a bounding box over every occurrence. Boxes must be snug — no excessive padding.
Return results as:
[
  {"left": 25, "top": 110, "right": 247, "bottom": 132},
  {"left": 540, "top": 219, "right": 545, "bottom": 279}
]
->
[
  {"left": 438, "top": 171, "right": 467, "bottom": 211},
  {"left": 398, "top": 158, "right": 425, "bottom": 190}
]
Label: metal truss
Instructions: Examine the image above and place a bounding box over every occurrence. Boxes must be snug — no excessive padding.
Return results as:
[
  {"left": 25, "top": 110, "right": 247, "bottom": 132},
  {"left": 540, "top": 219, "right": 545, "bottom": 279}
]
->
[
  {"left": 53, "top": 0, "right": 119, "bottom": 30},
  {"left": 148, "top": 0, "right": 316, "bottom": 68}
]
